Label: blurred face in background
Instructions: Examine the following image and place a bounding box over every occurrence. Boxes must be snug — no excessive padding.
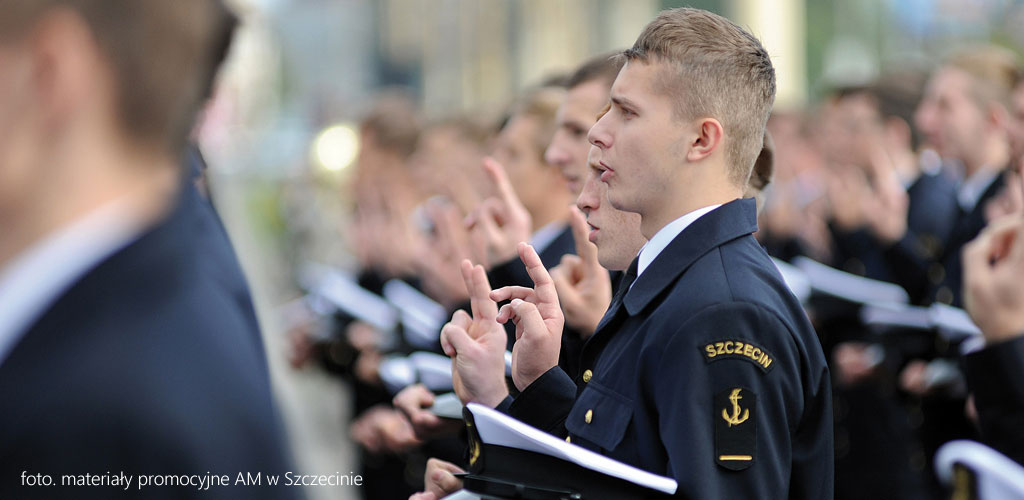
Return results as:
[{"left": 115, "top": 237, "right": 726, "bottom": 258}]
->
[
  {"left": 1005, "top": 83, "right": 1024, "bottom": 164},
  {"left": 821, "top": 93, "right": 881, "bottom": 170},
  {"left": 409, "top": 125, "right": 491, "bottom": 213},
  {"left": 0, "top": 40, "right": 39, "bottom": 216},
  {"left": 915, "top": 67, "right": 989, "bottom": 164},
  {"left": 545, "top": 80, "right": 610, "bottom": 195},
  {"left": 492, "top": 114, "right": 565, "bottom": 215}
]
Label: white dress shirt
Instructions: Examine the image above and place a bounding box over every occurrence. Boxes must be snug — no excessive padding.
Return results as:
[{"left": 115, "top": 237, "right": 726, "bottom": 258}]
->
[
  {"left": 957, "top": 166, "right": 1001, "bottom": 213},
  {"left": 0, "top": 198, "right": 146, "bottom": 367},
  {"left": 530, "top": 221, "right": 567, "bottom": 255}
]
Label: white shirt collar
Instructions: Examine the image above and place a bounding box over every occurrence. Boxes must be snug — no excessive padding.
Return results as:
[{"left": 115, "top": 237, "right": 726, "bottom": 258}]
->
[
  {"left": 957, "top": 166, "right": 1001, "bottom": 212},
  {"left": 636, "top": 204, "right": 722, "bottom": 278},
  {"left": 0, "top": 198, "right": 146, "bottom": 366},
  {"left": 530, "top": 221, "right": 567, "bottom": 255}
]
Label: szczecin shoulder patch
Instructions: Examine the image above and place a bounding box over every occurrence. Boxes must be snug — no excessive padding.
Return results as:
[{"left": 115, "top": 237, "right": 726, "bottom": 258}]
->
[{"left": 700, "top": 339, "right": 774, "bottom": 373}]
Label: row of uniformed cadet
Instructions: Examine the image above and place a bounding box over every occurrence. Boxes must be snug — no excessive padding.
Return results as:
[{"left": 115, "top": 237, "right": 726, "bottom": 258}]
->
[
  {"left": 282, "top": 8, "right": 1024, "bottom": 500},
  {"left": 421, "top": 8, "right": 835, "bottom": 500}
]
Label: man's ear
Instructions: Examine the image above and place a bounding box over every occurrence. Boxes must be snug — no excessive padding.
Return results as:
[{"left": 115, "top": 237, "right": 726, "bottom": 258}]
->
[
  {"left": 987, "top": 102, "right": 1009, "bottom": 132},
  {"left": 685, "top": 117, "right": 724, "bottom": 163}
]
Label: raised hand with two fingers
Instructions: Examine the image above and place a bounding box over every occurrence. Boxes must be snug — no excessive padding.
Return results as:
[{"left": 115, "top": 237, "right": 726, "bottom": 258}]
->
[
  {"left": 439, "top": 260, "right": 510, "bottom": 408},
  {"left": 490, "top": 242, "right": 565, "bottom": 391}
]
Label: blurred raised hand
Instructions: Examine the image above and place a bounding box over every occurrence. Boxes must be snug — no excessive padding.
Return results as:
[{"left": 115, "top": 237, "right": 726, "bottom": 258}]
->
[
  {"left": 417, "top": 198, "right": 476, "bottom": 308},
  {"left": 465, "top": 157, "right": 533, "bottom": 268},
  {"left": 963, "top": 215, "right": 1024, "bottom": 342},
  {"left": 985, "top": 168, "right": 1024, "bottom": 223},
  {"left": 393, "top": 384, "right": 462, "bottom": 440},
  {"left": 550, "top": 207, "right": 610, "bottom": 337}
]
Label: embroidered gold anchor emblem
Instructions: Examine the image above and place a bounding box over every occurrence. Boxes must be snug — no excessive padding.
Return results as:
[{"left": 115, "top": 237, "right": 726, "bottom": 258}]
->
[
  {"left": 466, "top": 420, "right": 481, "bottom": 466},
  {"left": 721, "top": 388, "right": 750, "bottom": 427}
]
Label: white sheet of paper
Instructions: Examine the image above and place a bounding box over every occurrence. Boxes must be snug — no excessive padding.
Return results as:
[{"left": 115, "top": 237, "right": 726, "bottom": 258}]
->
[
  {"left": 384, "top": 279, "right": 448, "bottom": 349},
  {"left": 860, "top": 303, "right": 931, "bottom": 330},
  {"left": 466, "top": 403, "right": 677, "bottom": 494},
  {"left": 928, "top": 303, "right": 982, "bottom": 339},
  {"left": 429, "top": 392, "right": 464, "bottom": 420},
  {"left": 411, "top": 351, "right": 454, "bottom": 391},
  {"left": 442, "top": 491, "right": 482, "bottom": 500},
  {"left": 793, "top": 256, "right": 910, "bottom": 305},
  {"left": 378, "top": 356, "right": 415, "bottom": 394},
  {"left": 306, "top": 265, "right": 398, "bottom": 333}
]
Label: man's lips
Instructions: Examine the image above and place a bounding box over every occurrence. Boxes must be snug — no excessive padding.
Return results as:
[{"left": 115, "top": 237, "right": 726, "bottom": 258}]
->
[
  {"left": 587, "top": 222, "right": 599, "bottom": 242},
  {"left": 599, "top": 162, "right": 614, "bottom": 182}
]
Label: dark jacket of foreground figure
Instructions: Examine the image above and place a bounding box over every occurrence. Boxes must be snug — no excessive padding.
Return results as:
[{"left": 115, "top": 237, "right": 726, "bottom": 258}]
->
[{"left": 0, "top": 185, "right": 297, "bottom": 500}]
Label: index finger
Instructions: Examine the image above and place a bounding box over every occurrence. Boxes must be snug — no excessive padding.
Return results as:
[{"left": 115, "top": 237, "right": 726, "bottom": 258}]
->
[
  {"left": 568, "top": 205, "right": 599, "bottom": 265},
  {"left": 517, "top": 242, "right": 560, "bottom": 308},
  {"left": 461, "top": 259, "right": 498, "bottom": 322},
  {"left": 483, "top": 157, "right": 521, "bottom": 209}
]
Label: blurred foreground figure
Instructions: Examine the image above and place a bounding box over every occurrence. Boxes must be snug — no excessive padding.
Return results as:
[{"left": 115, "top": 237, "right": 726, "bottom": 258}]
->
[{"left": 0, "top": 2, "right": 295, "bottom": 498}]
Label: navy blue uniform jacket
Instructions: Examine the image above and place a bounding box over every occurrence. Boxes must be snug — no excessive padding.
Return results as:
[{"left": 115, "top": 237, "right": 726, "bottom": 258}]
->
[
  {"left": 503, "top": 199, "right": 834, "bottom": 499},
  {"left": 0, "top": 186, "right": 296, "bottom": 499},
  {"left": 964, "top": 335, "right": 1024, "bottom": 466}
]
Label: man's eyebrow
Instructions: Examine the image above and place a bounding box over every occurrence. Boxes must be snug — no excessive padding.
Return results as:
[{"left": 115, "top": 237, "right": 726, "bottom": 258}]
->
[
  {"left": 563, "top": 118, "right": 589, "bottom": 130},
  {"left": 610, "top": 95, "right": 639, "bottom": 110}
]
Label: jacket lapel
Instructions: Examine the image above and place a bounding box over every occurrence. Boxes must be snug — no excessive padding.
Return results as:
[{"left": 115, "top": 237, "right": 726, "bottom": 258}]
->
[{"left": 623, "top": 198, "right": 758, "bottom": 316}]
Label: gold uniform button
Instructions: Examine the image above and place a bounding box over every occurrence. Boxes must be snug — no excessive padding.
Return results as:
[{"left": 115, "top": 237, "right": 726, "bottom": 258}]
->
[
  {"left": 928, "top": 263, "right": 946, "bottom": 285},
  {"left": 585, "top": 409, "right": 593, "bottom": 424},
  {"left": 582, "top": 370, "right": 593, "bottom": 383},
  {"left": 565, "top": 436, "right": 571, "bottom": 443}
]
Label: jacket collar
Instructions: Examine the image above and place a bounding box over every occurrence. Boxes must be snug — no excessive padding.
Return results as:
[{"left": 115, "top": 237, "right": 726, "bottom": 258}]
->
[{"left": 623, "top": 198, "right": 757, "bottom": 316}]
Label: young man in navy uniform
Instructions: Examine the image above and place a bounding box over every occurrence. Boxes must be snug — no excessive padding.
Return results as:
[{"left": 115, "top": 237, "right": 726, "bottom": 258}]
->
[{"left": 441, "top": 8, "right": 833, "bottom": 499}]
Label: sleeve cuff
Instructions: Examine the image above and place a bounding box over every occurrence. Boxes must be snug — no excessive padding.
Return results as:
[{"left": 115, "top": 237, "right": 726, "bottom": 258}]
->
[
  {"left": 494, "top": 395, "right": 514, "bottom": 413},
  {"left": 965, "top": 335, "right": 1024, "bottom": 409},
  {"left": 507, "top": 366, "right": 577, "bottom": 434}
]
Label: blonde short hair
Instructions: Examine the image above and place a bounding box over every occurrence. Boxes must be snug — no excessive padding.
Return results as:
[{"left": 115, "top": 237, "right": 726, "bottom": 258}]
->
[
  {"left": 945, "top": 46, "right": 1020, "bottom": 111},
  {"left": 511, "top": 87, "right": 566, "bottom": 162},
  {"left": 624, "top": 8, "right": 776, "bottom": 186}
]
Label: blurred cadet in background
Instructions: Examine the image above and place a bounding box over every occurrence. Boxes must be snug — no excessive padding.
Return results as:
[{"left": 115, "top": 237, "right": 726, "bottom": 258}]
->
[
  {"left": 0, "top": 1, "right": 296, "bottom": 499},
  {"left": 962, "top": 215, "right": 1024, "bottom": 466},
  {"left": 821, "top": 76, "right": 958, "bottom": 289},
  {"left": 757, "top": 110, "right": 835, "bottom": 262},
  {"left": 904, "top": 47, "right": 1017, "bottom": 307}
]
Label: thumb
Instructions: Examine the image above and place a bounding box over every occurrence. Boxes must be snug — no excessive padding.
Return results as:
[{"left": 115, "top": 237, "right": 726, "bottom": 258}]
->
[
  {"left": 569, "top": 206, "right": 600, "bottom": 265},
  {"left": 440, "top": 323, "right": 474, "bottom": 358},
  {"left": 551, "top": 264, "right": 582, "bottom": 306}
]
